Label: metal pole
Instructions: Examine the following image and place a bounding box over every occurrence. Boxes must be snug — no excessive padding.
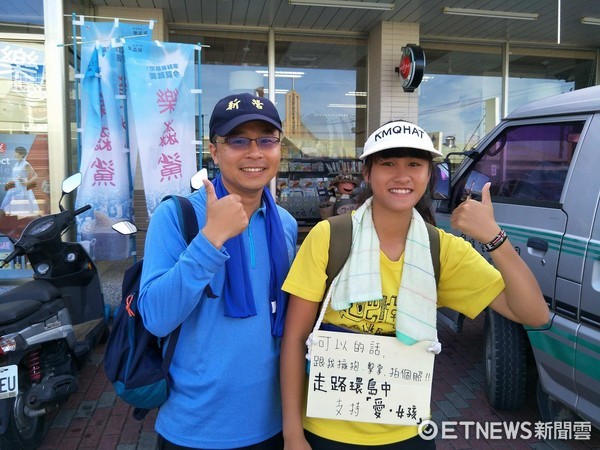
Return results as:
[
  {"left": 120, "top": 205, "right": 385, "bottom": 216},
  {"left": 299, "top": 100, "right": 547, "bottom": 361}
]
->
[
  {"left": 72, "top": 13, "right": 82, "bottom": 167},
  {"left": 268, "top": 28, "right": 277, "bottom": 197},
  {"left": 120, "top": 34, "right": 137, "bottom": 263},
  {"left": 196, "top": 44, "right": 203, "bottom": 171}
]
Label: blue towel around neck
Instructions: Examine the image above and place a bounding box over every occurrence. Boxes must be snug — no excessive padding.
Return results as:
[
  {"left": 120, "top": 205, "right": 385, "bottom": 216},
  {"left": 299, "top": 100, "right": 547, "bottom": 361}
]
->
[{"left": 212, "top": 176, "right": 290, "bottom": 337}]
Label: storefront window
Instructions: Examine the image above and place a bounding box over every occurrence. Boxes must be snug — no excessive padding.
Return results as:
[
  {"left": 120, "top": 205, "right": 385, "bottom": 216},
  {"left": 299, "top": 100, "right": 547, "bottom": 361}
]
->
[
  {"left": 0, "top": 39, "right": 49, "bottom": 236},
  {"left": 419, "top": 43, "right": 596, "bottom": 159},
  {"left": 0, "top": 1, "right": 46, "bottom": 277},
  {"left": 0, "top": 38, "right": 48, "bottom": 277},
  {"left": 418, "top": 43, "right": 502, "bottom": 156},
  {"left": 274, "top": 34, "right": 367, "bottom": 224},
  {"left": 0, "top": 0, "right": 44, "bottom": 34},
  {"left": 508, "top": 47, "right": 596, "bottom": 112},
  {"left": 173, "top": 29, "right": 367, "bottom": 224},
  {"left": 172, "top": 30, "right": 269, "bottom": 176},
  {"left": 274, "top": 35, "right": 367, "bottom": 159}
]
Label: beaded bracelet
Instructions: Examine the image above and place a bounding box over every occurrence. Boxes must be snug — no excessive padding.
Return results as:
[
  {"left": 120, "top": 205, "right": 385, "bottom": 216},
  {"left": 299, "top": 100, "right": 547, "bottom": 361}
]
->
[{"left": 482, "top": 229, "right": 507, "bottom": 252}]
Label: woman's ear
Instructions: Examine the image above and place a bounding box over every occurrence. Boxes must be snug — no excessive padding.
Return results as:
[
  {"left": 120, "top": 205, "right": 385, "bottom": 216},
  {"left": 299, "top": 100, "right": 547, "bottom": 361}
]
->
[{"left": 361, "top": 166, "right": 369, "bottom": 184}]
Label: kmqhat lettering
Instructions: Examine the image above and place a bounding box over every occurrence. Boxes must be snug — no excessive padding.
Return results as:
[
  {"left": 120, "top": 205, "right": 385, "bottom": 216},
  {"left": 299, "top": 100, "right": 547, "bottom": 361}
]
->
[
  {"left": 209, "top": 93, "right": 282, "bottom": 140},
  {"left": 360, "top": 120, "right": 443, "bottom": 160}
]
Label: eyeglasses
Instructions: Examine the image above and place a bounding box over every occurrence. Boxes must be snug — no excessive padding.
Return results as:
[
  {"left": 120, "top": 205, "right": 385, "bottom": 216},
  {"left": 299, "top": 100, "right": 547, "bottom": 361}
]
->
[{"left": 213, "top": 136, "right": 281, "bottom": 151}]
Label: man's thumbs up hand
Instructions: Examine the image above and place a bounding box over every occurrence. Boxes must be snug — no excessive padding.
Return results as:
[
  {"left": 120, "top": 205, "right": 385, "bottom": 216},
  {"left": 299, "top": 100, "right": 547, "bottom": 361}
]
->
[
  {"left": 201, "top": 179, "right": 248, "bottom": 248},
  {"left": 203, "top": 179, "right": 218, "bottom": 206}
]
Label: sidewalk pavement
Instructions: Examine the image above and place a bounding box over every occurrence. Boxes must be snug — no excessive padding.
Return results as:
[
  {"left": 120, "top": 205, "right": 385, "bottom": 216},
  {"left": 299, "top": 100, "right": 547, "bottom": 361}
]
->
[
  {"left": 6, "top": 260, "right": 600, "bottom": 449},
  {"left": 38, "top": 314, "right": 600, "bottom": 447}
]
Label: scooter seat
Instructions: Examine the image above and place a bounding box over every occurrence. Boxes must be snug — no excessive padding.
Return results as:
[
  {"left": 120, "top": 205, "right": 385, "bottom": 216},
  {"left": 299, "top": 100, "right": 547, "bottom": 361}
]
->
[
  {"left": 0, "top": 280, "right": 60, "bottom": 304},
  {"left": 0, "top": 300, "right": 41, "bottom": 325}
]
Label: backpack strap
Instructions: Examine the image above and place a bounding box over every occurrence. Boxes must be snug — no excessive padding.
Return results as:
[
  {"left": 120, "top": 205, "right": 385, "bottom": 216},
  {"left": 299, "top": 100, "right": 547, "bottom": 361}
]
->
[
  {"left": 132, "top": 195, "right": 199, "bottom": 420},
  {"left": 325, "top": 213, "right": 440, "bottom": 296},
  {"left": 157, "top": 195, "right": 199, "bottom": 377},
  {"left": 425, "top": 222, "right": 440, "bottom": 285},
  {"left": 325, "top": 214, "right": 353, "bottom": 295},
  {"left": 165, "top": 195, "right": 199, "bottom": 244}
]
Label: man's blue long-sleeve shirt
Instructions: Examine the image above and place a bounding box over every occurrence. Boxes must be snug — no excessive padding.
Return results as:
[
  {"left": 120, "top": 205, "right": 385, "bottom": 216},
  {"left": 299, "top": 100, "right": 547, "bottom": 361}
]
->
[{"left": 139, "top": 188, "right": 297, "bottom": 448}]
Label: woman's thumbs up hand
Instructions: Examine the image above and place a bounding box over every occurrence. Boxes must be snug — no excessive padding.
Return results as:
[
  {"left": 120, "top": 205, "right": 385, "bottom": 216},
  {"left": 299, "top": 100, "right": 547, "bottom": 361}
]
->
[{"left": 450, "top": 182, "right": 502, "bottom": 244}]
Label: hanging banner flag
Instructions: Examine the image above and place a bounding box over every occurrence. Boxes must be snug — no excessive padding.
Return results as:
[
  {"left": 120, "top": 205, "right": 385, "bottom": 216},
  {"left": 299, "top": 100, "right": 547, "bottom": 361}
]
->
[
  {"left": 124, "top": 41, "right": 197, "bottom": 217},
  {"left": 76, "top": 21, "right": 150, "bottom": 260}
]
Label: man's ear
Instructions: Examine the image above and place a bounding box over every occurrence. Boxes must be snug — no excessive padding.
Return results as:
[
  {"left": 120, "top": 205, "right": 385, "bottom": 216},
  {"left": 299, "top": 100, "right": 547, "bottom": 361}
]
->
[{"left": 209, "top": 142, "right": 219, "bottom": 164}]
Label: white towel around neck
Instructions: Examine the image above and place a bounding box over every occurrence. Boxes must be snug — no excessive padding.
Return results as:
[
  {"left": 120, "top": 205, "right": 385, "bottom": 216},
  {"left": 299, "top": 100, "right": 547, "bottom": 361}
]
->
[{"left": 329, "top": 198, "right": 439, "bottom": 348}]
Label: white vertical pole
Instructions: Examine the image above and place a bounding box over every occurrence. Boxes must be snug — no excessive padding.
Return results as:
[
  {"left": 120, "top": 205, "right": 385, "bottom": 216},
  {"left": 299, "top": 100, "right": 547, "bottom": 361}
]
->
[
  {"left": 596, "top": 50, "right": 600, "bottom": 85},
  {"left": 268, "top": 28, "right": 277, "bottom": 197},
  {"left": 502, "top": 42, "right": 509, "bottom": 119},
  {"left": 43, "top": 0, "right": 68, "bottom": 213},
  {"left": 557, "top": 0, "right": 561, "bottom": 44}
]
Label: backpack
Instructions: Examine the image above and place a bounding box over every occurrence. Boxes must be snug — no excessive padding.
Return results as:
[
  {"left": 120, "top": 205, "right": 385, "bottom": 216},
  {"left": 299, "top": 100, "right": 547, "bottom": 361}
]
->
[
  {"left": 104, "top": 195, "right": 198, "bottom": 421},
  {"left": 325, "top": 213, "right": 440, "bottom": 294}
]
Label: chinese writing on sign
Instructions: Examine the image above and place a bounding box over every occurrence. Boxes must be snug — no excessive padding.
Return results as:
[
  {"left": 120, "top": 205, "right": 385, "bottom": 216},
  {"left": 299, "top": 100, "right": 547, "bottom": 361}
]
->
[
  {"left": 158, "top": 152, "right": 182, "bottom": 182},
  {"left": 91, "top": 158, "right": 115, "bottom": 187},
  {"left": 307, "top": 331, "right": 435, "bottom": 425},
  {"left": 155, "top": 85, "right": 182, "bottom": 181},
  {"left": 0, "top": 44, "right": 44, "bottom": 93},
  {"left": 148, "top": 64, "right": 180, "bottom": 80},
  {"left": 157, "top": 89, "right": 178, "bottom": 114},
  {"left": 90, "top": 94, "right": 116, "bottom": 186}
]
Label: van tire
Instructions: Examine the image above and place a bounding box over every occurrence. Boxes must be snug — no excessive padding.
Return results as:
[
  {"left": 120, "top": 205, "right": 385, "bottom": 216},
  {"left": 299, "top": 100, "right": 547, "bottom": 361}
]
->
[{"left": 484, "top": 309, "right": 527, "bottom": 410}]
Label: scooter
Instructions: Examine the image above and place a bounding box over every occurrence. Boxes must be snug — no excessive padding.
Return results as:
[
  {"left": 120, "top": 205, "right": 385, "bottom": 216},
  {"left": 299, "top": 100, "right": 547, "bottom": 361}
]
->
[{"left": 0, "top": 172, "right": 108, "bottom": 449}]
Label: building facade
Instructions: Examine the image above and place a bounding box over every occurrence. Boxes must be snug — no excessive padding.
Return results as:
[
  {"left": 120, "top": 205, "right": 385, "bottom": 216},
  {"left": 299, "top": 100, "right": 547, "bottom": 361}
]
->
[{"left": 0, "top": 0, "right": 599, "bottom": 261}]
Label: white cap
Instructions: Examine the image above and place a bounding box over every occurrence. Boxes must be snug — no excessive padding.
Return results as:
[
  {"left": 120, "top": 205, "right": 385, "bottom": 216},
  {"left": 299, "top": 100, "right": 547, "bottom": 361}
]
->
[{"left": 360, "top": 121, "right": 444, "bottom": 160}]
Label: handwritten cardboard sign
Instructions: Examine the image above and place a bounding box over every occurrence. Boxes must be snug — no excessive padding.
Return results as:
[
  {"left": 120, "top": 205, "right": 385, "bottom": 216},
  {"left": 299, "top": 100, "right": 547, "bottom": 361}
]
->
[{"left": 307, "top": 330, "right": 435, "bottom": 425}]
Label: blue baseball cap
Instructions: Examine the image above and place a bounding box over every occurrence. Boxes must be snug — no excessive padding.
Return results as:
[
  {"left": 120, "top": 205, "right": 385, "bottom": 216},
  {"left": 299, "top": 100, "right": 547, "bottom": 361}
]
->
[{"left": 209, "top": 93, "right": 282, "bottom": 140}]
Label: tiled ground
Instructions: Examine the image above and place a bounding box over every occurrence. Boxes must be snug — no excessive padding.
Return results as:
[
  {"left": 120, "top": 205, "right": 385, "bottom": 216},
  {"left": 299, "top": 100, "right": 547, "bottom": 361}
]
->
[{"left": 34, "top": 313, "right": 600, "bottom": 450}]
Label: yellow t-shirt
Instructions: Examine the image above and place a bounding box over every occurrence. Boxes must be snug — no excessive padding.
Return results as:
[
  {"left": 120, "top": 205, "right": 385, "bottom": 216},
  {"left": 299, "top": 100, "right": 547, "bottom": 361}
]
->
[{"left": 281, "top": 220, "right": 505, "bottom": 445}]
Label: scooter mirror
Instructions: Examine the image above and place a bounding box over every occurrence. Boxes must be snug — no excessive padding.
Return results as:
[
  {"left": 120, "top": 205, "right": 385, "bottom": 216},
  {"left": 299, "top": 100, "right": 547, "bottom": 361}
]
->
[
  {"left": 191, "top": 168, "right": 208, "bottom": 191},
  {"left": 112, "top": 221, "right": 138, "bottom": 235},
  {"left": 62, "top": 172, "right": 83, "bottom": 194}
]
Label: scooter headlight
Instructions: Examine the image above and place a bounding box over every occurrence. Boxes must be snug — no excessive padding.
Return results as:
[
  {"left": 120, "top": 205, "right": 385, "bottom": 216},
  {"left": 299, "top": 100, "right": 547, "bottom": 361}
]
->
[{"left": 0, "top": 333, "right": 23, "bottom": 355}]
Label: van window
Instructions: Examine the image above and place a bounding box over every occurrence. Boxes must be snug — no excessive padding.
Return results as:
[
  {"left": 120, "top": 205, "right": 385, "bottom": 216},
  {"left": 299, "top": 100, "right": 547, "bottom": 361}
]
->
[{"left": 469, "top": 121, "right": 584, "bottom": 205}]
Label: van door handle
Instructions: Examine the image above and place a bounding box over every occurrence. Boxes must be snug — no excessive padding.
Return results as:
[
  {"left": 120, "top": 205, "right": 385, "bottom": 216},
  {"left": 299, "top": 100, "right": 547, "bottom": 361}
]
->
[{"left": 527, "top": 238, "right": 548, "bottom": 252}]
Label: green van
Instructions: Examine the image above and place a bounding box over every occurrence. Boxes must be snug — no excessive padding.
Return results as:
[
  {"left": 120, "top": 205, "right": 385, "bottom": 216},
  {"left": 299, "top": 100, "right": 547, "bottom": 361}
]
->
[{"left": 434, "top": 85, "right": 600, "bottom": 428}]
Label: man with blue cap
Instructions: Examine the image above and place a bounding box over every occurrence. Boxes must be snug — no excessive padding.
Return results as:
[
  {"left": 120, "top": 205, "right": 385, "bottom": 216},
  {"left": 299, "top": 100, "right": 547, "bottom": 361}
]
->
[{"left": 139, "top": 93, "right": 298, "bottom": 449}]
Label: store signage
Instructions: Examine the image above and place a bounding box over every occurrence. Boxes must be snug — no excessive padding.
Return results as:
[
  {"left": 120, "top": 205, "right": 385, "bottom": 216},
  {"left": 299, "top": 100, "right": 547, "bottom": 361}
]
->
[
  {"left": 397, "top": 44, "right": 425, "bottom": 93},
  {"left": 0, "top": 142, "right": 10, "bottom": 166}
]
